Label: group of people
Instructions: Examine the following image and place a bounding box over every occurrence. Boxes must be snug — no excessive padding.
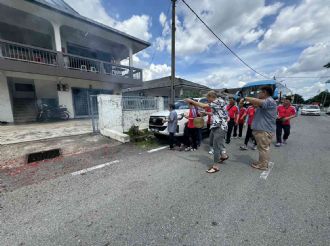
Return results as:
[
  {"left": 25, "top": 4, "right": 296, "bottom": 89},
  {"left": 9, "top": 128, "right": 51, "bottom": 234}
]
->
[{"left": 166, "top": 86, "right": 297, "bottom": 174}]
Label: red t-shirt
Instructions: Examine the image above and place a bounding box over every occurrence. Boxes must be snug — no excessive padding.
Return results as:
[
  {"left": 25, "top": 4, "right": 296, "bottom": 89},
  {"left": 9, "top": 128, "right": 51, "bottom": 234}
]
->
[
  {"left": 277, "top": 105, "right": 296, "bottom": 125},
  {"left": 246, "top": 106, "right": 255, "bottom": 126},
  {"left": 238, "top": 107, "right": 247, "bottom": 124},
  {"left": 187, "top": 107, "right": 198, "bottom": 128},
  {"left": 226, "top": 105, "right": 238, "bottom": 119},
  {"left": 206, "top": 107, "right": 212, "bottom": 124}
]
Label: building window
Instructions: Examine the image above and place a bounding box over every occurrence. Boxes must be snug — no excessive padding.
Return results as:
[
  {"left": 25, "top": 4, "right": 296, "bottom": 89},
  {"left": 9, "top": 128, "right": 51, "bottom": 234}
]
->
[{"left": 15, "top": 83, "right": 34, "bottom": 92}]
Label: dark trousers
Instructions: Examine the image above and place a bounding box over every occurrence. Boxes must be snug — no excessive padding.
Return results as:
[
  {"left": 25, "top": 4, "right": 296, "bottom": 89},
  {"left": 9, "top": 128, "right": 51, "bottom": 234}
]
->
[
  {"left": 186, "top": 128, "right": 198, "bottom": 149},
  {"left": 226, "top": 119, "right": 235, "bottom": 143},
  {"left": 276, "top": 122, "right": 291, "bottom": 143},
  {"left": 244, "top": 125, "right": 256, "bottom": 145},
  {"left": 197, "top": 128, "right": 202, "bottom": 145},
  {"left": 169, "top": 132, "right": 175, "bottom": 148},
  {"left": 238, "top": 123, "right": 244, "bottom": 137}
]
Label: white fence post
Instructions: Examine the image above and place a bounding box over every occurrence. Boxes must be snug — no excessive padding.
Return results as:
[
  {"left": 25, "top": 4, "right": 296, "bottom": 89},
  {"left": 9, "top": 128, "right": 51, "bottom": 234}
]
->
[{"left": 157, "top": 97, "right": 165, "bottom": 111}]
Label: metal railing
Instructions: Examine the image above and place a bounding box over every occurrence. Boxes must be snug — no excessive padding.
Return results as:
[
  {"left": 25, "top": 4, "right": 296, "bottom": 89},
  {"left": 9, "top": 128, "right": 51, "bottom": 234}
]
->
[
  {"left": 0, "top": 39, "right": 58, "bottom": 66},
  {"left": 122, "top": 96, "right": 158, "bottom": 111},
  {"left": 0, "top": 39, "right": 143, "bottom": 81},
  {"left": 63, "top": 54, "right": 101, "bottom": 73}
]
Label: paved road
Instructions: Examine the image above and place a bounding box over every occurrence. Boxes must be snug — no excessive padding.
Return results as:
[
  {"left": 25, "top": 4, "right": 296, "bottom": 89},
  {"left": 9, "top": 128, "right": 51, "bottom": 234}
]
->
[{"left": 1, "top": 115, "right": 329, "bottom": 246}]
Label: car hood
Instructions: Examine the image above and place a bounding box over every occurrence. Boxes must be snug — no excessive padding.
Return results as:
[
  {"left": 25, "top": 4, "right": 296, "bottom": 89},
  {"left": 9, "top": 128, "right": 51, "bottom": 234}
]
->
[
  {"left": 302, "top": 108, "right": 320, "bottom": 111},
  {"left": 150, "top": 109, "right": 188, "bottom": 117}
]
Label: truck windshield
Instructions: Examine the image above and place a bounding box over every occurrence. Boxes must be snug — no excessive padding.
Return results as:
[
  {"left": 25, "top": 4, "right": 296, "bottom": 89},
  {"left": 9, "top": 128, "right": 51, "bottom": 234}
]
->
[{"left": 175, "top": 101, "right": 189, "bottom": 109}]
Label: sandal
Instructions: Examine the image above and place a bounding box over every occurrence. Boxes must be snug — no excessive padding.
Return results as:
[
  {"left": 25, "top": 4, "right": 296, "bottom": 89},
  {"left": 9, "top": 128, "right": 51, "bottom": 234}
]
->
[
  {"left": 251, "top": 163, "right": 268, "bottom": 170},
  {"left": 206, "top": 167, "right": 220, "bottom": 173},
  {"left": 219, "top": 155, "right": 229, "bottom": 163}
]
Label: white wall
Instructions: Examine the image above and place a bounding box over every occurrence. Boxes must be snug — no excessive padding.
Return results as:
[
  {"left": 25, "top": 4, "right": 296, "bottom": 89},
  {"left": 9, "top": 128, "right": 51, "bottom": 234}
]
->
[
  {"left": 98, "top": 95, "right": 164, "bottom": 133},
  {"left": 0, "top": 74, "right": 14, "bottom": 122},
  {"left": 123, "top": 109, "right": 160, "bottom": 132},
  {"left": 98, "top": 95, "right": 123, "bottom": 133}
]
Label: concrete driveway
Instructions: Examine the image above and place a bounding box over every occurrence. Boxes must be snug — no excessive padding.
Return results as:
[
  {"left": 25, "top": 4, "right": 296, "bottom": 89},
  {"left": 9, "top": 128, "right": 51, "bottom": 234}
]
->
[{"left": 0, "top": 119, "right": 93, "bottom": 145}]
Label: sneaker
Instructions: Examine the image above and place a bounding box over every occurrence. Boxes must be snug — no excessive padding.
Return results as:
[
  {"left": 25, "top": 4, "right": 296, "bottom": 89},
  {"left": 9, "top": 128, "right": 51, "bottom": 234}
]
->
[
  {"left": 233, "top": 136, "right": 238, "bottom": 139},
  {"left": 185, "top": 147, "right": 192, "bottom": 151},
  {"left": 240, "top": 145, "right": 248, "bottom": 150},
  {"left": 282, "top": 140, "right": 287, "bottom": 145},
  {"left": 252, "top": 145, "right": 257, "bottom": 150},
  {"left": 275, "top": 143, "right": 282, "bottom": 147},
  {"left": 208, "top": 149, "right": 214, "bottom": 155},
  {"left": 191, "top": 148, "right": 197, "bottom": 151}
]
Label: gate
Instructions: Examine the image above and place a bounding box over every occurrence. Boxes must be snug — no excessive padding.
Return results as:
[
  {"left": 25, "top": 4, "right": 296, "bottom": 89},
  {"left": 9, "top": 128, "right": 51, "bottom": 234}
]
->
[{"left": 89, "top": 95, "right": 99, "bottom": 133}]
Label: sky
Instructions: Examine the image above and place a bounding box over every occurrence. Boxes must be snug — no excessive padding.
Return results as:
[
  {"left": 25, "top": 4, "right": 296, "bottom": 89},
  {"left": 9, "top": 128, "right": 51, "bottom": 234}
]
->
[{"left": 64, "top": 0, "right": 330, "bottom": 99}]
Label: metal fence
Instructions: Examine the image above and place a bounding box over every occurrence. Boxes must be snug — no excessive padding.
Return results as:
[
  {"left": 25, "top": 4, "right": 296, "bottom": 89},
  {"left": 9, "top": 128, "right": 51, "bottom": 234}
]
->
[
  {"left": 0, "top": 39, "right": 58, "bottom": 66},
  {"left": 122, "top": 96, "right": 158, "bottom": 111}
]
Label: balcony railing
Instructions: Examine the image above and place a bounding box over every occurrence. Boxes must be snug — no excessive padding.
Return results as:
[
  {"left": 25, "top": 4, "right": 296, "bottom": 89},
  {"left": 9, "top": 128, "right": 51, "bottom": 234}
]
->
[
  {"left": 0, "top": 39, "right": 58, "bottom": 66},
  {"left": 0, "top": 39, "right": 142, "bottom": 81}
]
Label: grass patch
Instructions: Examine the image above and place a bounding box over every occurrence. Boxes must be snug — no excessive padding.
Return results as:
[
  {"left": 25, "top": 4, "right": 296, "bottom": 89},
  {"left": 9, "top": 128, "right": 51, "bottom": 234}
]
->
[
  {"left": 134, "top": 137, "right": 160, "bottom": 149},
  {"left": 125, "top": 126, "right": 163, "bottom": 149}
]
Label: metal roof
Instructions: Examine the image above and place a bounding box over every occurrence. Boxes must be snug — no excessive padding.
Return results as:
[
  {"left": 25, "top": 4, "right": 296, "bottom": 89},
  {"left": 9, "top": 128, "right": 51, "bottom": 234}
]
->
[
  {"left": 29, "top": 0, "right": 79, "bottom": 15},
  {"left": 242, "top": 80, "right": 276, "bottom": 88},
  {"left": 123, "top": 76, "right": 210, "bottom": 92},
  {"left": 26, "top": 0, "right": 150, "bottom": 48}
]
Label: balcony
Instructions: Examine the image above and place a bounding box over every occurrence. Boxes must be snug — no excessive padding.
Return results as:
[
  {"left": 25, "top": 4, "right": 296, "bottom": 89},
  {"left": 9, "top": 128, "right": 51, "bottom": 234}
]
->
[{"left": 0, "top": 39, "right": 143, "bottom": 82}]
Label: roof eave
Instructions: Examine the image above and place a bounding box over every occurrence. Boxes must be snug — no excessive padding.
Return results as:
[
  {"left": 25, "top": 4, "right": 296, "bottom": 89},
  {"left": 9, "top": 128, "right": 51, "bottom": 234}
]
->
[{"left": 26, "top": 0, "right": 151, "bottom": 49}]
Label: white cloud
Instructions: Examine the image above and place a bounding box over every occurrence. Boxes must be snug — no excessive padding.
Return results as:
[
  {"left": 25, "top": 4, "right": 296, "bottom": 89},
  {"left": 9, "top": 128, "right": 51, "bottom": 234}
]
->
[
  {"left": 286, "top": 42, "right": 330, "bottom": 74},
  {"left": 259, "top": 0, "right": 330, "bottom": 49},
  {"left": 116, "top": 15, "right": 152, "bottom": 41},
  {"left": 294, "top": 82, "right": 326, "bottom": 99},
  {"left": 64, "top": 0, "right": 152, "bottom": 41},
  {"left": 159, "top": 12, "right": 167, "bottom": 27},
  {"left": 121, "top": 54, "right": 170, "bottom": 81},
  {"left": 157, "top": 0, "right": 282, "bottom": 57},
  {"left": 143, "top": 64, "right": 171, "bottom": 81}
]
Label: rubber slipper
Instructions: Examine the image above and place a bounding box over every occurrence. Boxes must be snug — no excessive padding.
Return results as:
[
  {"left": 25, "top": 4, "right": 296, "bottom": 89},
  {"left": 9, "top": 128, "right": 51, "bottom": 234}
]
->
[{"left": 206, "top": 167, "right": 220, "bottom": 173}]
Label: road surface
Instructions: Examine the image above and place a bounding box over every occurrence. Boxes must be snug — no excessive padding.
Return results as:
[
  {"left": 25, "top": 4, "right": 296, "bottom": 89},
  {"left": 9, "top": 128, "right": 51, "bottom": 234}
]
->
[{"left": 1, "top": 115, "right": 329, "bottom": 246}]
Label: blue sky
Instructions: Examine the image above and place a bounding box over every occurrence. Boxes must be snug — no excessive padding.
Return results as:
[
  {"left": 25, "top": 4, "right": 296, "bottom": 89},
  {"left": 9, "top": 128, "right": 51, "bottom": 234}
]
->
[{"left": 65, "top": 0, "right": 330, "bottom": 99}]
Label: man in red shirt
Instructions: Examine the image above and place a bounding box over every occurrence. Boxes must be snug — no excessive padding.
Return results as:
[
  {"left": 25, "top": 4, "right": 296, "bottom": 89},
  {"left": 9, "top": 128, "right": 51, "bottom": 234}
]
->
[
  {"left": 236, "top": 101, "right": 247, "bottom": 138},
  {"left": 240, "top": 104, "right": 257, "bottom": 150},
  {"left": 226, "top": 97, "right": 239, "bottom": 144},
  {"left": 276, "top": 96, "right": 296, "bottom": 146}
]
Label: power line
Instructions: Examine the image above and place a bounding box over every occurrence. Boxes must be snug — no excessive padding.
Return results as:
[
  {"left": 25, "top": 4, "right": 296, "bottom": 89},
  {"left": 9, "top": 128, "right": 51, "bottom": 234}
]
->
[{"left": 181, "top": 0, "right": 270, "bottom": 79}]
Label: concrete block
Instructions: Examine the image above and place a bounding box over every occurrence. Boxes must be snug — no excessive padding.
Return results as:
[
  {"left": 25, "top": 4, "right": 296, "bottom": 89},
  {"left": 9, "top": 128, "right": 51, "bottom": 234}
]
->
[{"left": 101, "top": 128, "right": 130, "bottom": 143}]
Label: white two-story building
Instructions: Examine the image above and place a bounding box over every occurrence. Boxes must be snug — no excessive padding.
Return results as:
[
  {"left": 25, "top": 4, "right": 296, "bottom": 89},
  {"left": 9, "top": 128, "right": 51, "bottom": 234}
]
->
[{"left": 0, "top": 0, "right": 150, "bottom": 123}]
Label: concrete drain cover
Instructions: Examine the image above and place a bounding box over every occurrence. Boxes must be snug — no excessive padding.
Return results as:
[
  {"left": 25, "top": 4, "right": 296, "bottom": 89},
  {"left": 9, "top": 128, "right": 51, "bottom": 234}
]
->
[{"left": 27, "top": 149, "right": 61, "bottom": 163}]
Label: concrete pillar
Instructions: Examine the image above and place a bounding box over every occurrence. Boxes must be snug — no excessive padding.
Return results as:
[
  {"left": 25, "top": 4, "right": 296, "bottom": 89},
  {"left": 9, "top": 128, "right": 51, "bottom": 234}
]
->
[
  {"left": 128, "top": 47, "right": 133, "bottom": 67},
  {"left": 0, "top": 73, "right": 14, "bottom": 123},
  {"left": 52, "top": 22, "right": 62, "bottom": 52}
]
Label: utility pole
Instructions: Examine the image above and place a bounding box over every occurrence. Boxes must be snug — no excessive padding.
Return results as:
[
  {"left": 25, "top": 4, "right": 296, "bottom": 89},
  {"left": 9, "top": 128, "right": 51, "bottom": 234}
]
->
[
  {"left": 323, "top": 80, "right": 330, "bottom": 107},
  {"left": 170, "top": 0, "right": 177, "bottom": 104}
]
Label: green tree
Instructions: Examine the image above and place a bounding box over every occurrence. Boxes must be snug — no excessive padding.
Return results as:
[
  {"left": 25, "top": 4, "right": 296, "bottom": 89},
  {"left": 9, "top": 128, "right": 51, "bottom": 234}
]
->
[
  {"left": 292, "top": 94, "right": 305, "bottom": 104},
  {"left": 305, "top": 90, "right": 330, "bottom": 107}
]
